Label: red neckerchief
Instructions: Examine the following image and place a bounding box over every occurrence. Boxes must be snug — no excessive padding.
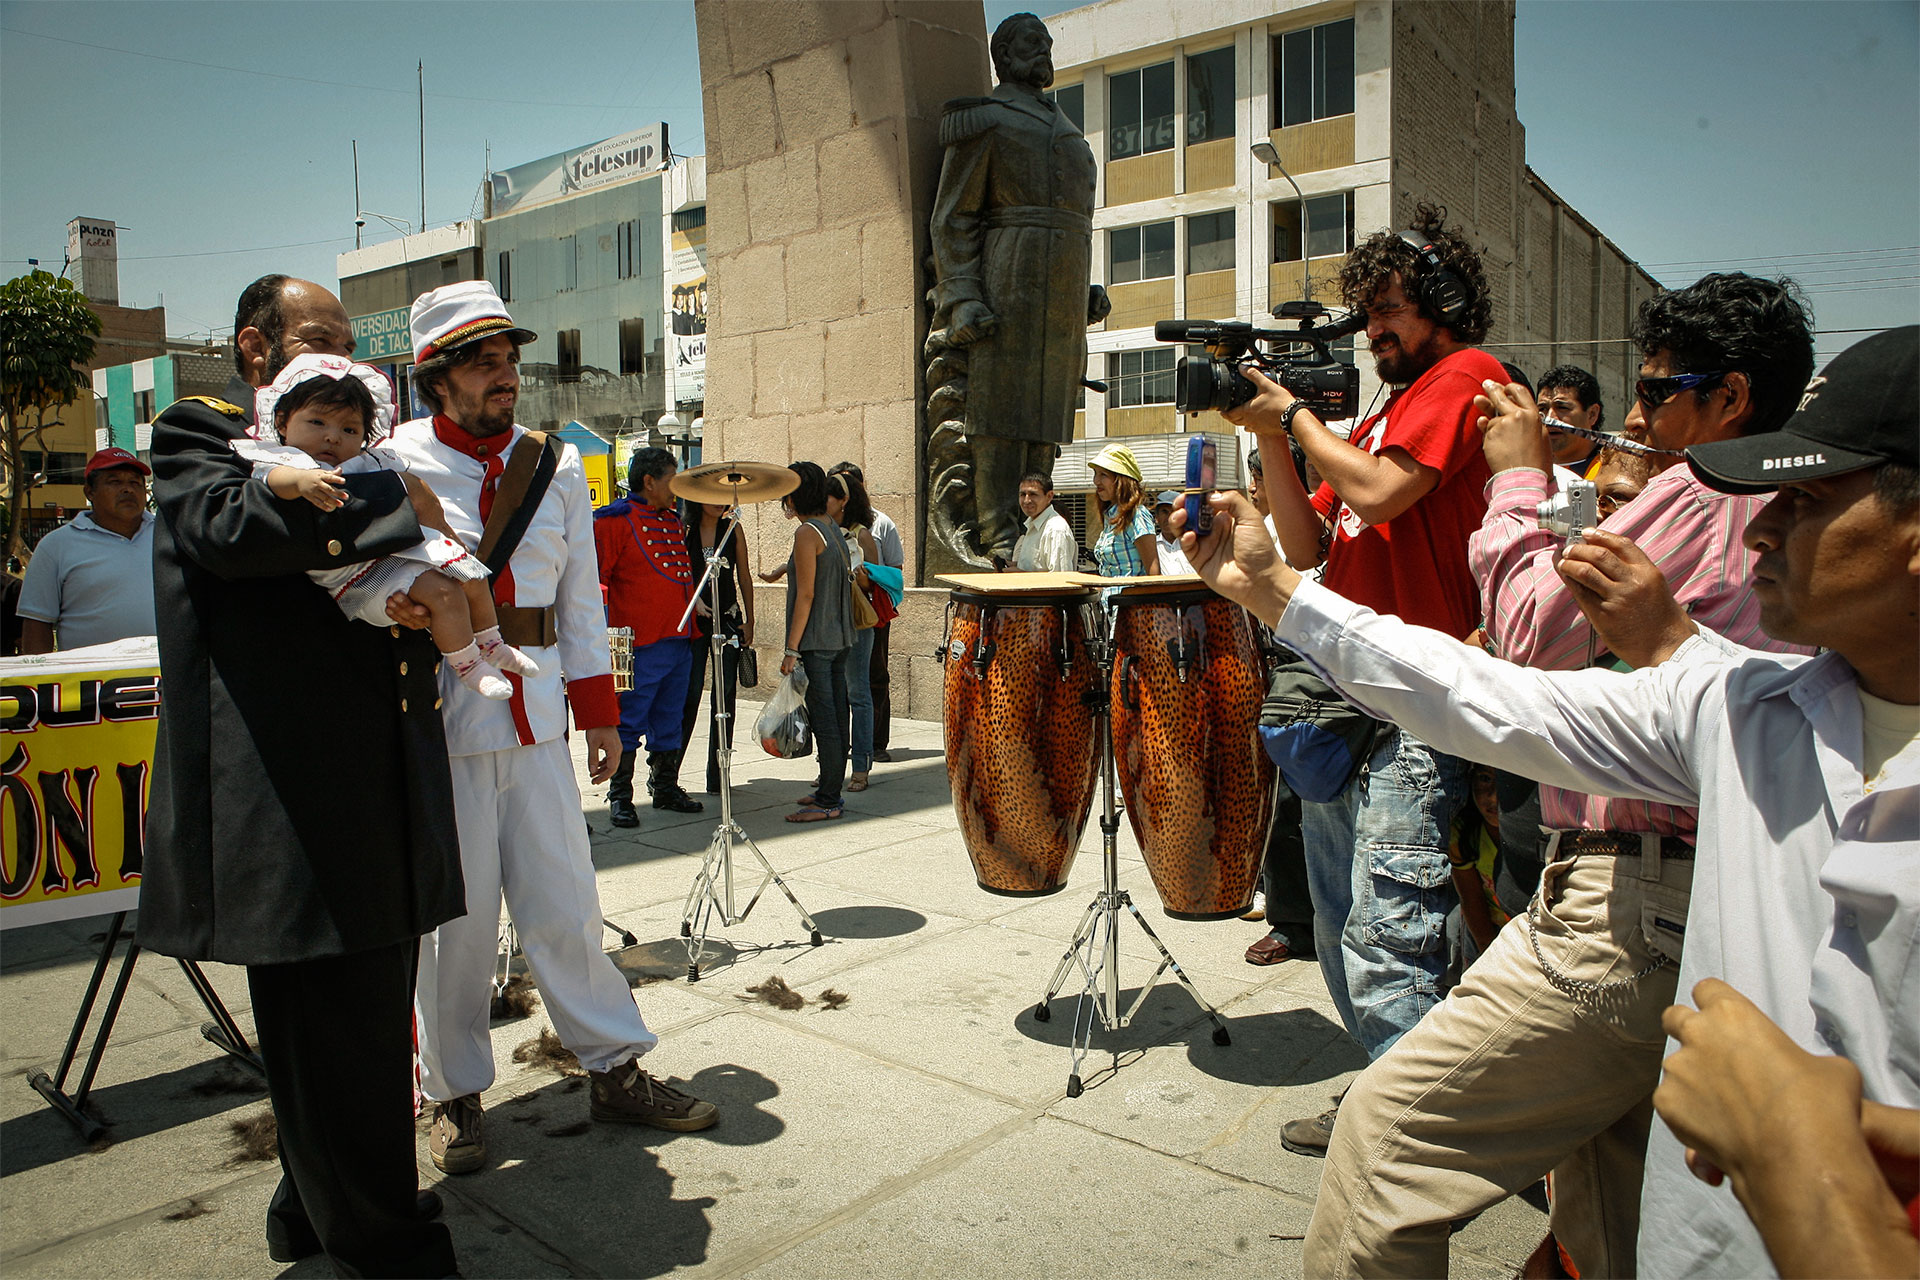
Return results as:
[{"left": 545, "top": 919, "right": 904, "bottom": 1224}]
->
[{"left": 431, "top": 414, "right": 512, "bottom": 525}]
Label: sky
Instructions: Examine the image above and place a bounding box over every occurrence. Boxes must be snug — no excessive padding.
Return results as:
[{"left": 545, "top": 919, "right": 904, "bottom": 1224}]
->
[{"left": 3, "top": 0, "right": 1914, "bottom": 364}]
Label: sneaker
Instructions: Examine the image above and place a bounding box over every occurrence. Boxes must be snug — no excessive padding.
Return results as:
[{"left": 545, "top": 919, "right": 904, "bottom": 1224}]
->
[
  {"left": 589, "top": 1060, "right": 718, "bottom": 1131},
  {"left": 429, "top": 1094, "right": 486, "bottom": 1174},
  {"left": 1280, "top": 1099, "right": 1339, "bottom": 1158},
  {"left": 1239, "top": 890, "right": 1267, "bottom": 921}
]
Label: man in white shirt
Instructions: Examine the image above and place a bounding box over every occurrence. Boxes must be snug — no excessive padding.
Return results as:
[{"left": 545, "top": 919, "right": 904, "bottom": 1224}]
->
[
  {"left": 18, "top": 448, "right": 157, "bottom": 652},
  {"left": 1151, "top": 492, "right": 1193, "bottom": 574},
  {"left": 1177, "top": 326, "right": 1918, "bottom": 1279},
  {"left": 1006, "top": 471, "right": 1078, "bottom": 572}
]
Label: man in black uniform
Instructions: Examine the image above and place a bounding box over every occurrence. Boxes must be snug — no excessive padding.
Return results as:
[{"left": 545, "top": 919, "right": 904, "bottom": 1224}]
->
[{"left": 140, "top": 275, "right": 463, "bottom": 1277}]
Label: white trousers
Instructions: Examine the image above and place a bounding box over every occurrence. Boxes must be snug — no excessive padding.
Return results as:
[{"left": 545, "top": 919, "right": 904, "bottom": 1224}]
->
[{"left": 415, "top": 738, "right": 656, "bottom": 1101}]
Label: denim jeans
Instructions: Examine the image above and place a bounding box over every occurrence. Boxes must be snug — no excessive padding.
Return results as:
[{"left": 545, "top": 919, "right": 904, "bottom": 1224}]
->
[
  {"left": 848, "top": 627, "right": 875, "bottom": 772},
  {"left": 800, "top": 647, "right": 851, "bottom": 808},
  {"left": 1300, "top": 726, "right": 1468, "bottom": 1059}
]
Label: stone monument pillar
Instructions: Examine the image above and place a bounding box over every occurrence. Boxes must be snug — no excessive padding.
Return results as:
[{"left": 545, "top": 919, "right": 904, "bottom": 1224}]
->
[{"left": 695, "top": 0, "right": 989, "bottom": 718}]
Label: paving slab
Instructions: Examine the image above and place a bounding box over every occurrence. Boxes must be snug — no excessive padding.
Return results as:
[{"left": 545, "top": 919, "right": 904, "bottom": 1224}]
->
[{"left": 742, "top": 1114, "right": 1318, "bottom": 1279}]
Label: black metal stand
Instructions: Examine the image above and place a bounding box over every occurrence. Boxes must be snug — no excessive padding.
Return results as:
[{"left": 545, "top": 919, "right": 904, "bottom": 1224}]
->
[
  {"left": 678, "top": 511, "right": 824, "bottom": 981},
  {"left": 1031, "top": 607, "right": 1231, "bottom": 1097},
  {"left": 27, "top": 911, "right": 264, "bottom": 1141}
]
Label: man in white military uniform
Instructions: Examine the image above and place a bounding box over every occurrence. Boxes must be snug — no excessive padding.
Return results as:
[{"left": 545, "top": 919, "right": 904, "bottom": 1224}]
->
[{"left": 387, "top": 282, "right": 717, "bottom": 1176}]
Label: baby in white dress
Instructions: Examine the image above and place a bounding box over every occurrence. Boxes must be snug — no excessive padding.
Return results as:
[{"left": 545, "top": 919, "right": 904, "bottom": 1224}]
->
[{"left": 237, "top": 354, "right": 537, "bottom": 699}]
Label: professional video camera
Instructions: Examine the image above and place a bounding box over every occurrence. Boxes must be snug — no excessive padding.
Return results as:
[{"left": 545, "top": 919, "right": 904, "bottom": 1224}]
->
[{"left": 1154, "top": 301, "right": 1364, "bottom": 420}]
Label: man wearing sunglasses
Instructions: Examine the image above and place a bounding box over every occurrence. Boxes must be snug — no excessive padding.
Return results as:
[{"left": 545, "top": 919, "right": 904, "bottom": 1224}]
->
[{"left": 1293, "top": 273, "right": 1818, "bottom": 1277}]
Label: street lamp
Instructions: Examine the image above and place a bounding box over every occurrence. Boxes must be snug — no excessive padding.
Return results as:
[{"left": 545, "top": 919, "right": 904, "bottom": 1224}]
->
[{"left": 1249, "top": 141, "right": 1313, "bottom": 306}]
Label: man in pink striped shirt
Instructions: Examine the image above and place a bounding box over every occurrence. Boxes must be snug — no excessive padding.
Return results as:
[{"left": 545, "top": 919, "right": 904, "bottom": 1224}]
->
[{"left": 1304, "top": 273, "right": 1816, "bottom": 1278}]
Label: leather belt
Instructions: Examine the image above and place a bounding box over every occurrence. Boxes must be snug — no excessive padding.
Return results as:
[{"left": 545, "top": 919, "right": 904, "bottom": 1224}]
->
[
  {"left": 496, "top": 605, "right": 558, "bottom": 649},
  {"left": 983, "top": 206, "right": 1092, "bottom": 234},
  {"left": 1546, "top": 831, "right": 1695, "bottom": 861}
]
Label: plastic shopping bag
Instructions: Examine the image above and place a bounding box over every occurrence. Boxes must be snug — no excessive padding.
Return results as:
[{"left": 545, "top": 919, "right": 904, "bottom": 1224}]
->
[{"left": 757, "top": 665, "right": 812, "bottom": 759}]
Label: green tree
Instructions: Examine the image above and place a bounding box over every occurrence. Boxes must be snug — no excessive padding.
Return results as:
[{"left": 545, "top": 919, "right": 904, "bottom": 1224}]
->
[{"left": 0, "top": 270, "right": 101, "bottom": 565}]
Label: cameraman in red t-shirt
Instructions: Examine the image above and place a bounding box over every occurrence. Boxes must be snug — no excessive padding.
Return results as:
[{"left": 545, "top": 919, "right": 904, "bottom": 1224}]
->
[{"left": 1223, "top": 202, "right": 1504, "bottom": 1156}]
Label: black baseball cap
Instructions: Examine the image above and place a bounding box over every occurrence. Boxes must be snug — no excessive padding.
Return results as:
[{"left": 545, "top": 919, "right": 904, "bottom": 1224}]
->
[{"left": 1687, "top": 325, "right": 1918, "bottom": 494}]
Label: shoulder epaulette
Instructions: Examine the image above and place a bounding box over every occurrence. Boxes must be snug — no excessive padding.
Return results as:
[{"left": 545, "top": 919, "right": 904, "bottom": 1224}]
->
[
  {"left": 940, "top": 97, "right": 1004, "bottom": 146},
  {"left": 593, "top": 497, "right": 633, "bottom": 520},
  {"left": 172, "top": 395, "right": 249, "bottom": 419}
]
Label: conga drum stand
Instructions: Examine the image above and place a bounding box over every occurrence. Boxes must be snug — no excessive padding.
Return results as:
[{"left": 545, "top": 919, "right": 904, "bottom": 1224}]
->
[
  {"left": 674, "top": 503, "right": 824, "bottom": 981},
  {"left": 1032, "top": 614, "right": 1231, "bottom": 1097}
]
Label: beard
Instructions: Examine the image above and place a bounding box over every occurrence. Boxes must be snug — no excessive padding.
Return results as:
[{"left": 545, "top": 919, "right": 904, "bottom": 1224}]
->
[
  {"left": 1372, "top": 335, "right": 1441, "bottom": 385},
  {"left": 264, "top": 339, "right": 290, "bottom": 381},
  {"left": 447, "top": 384, "right": 517, "bottom": 435}
]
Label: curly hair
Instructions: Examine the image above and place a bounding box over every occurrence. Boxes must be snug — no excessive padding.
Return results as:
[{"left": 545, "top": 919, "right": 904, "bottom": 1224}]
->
[
  {"left": 410, "top": 339, "right": 520, "bottom": 417},
  {"left": 1631, "top": 273, "right": 1814, "bottom": 437},
  {"left": 1337, "top": 201, "right": 1492, "bottom": 343},
  {"left": 1538, "top": 363, "right": 1605, "bottom": 430}
]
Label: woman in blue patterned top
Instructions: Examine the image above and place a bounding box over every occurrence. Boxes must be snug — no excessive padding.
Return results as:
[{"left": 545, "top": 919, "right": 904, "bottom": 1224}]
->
[{"left": 1088, "top": 444, "right": 1159, "bottom": 577}]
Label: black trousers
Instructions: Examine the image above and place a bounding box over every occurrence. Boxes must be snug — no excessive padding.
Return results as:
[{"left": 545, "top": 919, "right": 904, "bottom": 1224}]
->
[
  {"left": 869, "top": 620, "right": 891, "bottom": 754},
  {"left": 678, "top": 631, "right": 740, "bottom": 790},
  {"left": 248, "top": 940, "right": 455, "bottom": 1279},
  {"left": 1260, "top": 782, "right": 1316, "bottom": 952}
]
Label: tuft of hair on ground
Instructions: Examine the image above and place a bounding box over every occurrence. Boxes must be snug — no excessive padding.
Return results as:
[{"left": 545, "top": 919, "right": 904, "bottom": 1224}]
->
[
  {"left": 543, "top": 1120, "right": 592, "bottom": 1138},
  {"left": 228, "top": 1110, "right": 279, "bottom": 1163},
  {"left": 816, "top": 988, "right": 850, "bottom": 1011},
  {"left": 164, "top": 1198, "right": 214, "bottom": 1221},
  {"left": 494, "top": 974, "right": 541, "bottom": 1020},
  {"left": 187, "top": 1065, "right": 268, "bottom": 1098},
  {"left": 512, "top": 1026, "right": 586, "bottom": 1076},
  {"left": 739, "top": 974, "right": 807, "bottom": 1011}
]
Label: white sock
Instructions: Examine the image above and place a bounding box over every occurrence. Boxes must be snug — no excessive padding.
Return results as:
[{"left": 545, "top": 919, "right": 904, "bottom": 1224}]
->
[
  {"left": 475, "top": 625, "right": 541, "bottom": 676},
  {"left": 444, "top": 641, "right": 512, "bottom": 700}
]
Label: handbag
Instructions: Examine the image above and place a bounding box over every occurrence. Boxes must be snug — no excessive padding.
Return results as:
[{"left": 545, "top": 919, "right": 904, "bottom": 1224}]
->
[
  {"left": 868, "top": 579, "right": 898, "bottom": 627},
  {"left": 850, "top": 569, "right": 879, "bottom": 630},
  {"left": 1257, "top": 645, "right": 1391, "bottom": 803},
  {"left": 737, "top": 643, "right": 759, "bottom": 689}
]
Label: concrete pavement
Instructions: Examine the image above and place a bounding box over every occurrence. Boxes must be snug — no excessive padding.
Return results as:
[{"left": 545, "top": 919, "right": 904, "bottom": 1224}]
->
[{"left": 1, "top": 704, "right": 1545, "bottom": 1277}]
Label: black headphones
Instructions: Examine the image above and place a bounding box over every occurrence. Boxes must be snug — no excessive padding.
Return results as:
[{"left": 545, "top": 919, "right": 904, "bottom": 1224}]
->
[{"left": 1397, "top": 230, "right": 1471, "bottom": 329}]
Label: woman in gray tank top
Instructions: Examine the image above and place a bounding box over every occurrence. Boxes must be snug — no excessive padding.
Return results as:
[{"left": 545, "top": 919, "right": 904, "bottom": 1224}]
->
[{"left": 772, "top": 461, "right": 853, "bottom": 820}]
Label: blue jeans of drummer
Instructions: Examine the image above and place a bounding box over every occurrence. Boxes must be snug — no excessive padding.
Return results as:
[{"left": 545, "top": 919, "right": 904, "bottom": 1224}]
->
[
  {"left": 1300, "top": 726, "right": 1468, "bottom": 1059},
  {"left": 848, "top": 627, "right": 875, "bottom": 772}
]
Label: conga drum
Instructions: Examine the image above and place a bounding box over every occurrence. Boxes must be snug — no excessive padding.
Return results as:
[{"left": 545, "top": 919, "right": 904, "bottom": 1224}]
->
[
  {"left": 1108, "top": 586, "right": 1273, "bottom": 919},
  {"left": 942, "top": 586, "right": 1099, "bottom": 895}
]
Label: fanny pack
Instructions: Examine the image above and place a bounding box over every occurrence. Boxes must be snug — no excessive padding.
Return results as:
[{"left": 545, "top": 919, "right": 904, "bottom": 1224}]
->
[{"left": 1257, "top": 646, "right": 1390, "bottom": 803}]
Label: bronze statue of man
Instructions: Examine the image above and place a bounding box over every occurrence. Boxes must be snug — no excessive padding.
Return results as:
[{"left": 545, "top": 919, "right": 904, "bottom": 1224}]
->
[{"left": 926, "top": 12, "right": 1109, "bottom": 568}]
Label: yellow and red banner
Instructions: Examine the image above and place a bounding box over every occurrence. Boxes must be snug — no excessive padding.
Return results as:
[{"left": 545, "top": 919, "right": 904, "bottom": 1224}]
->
[{"left": 1, "top": 638, "right": 159, "bottom": 930}]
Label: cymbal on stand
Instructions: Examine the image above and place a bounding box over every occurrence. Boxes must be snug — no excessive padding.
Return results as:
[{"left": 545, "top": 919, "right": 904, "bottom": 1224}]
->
[{"left": 670, "top": 460, "right": 799, "bottom": 505}]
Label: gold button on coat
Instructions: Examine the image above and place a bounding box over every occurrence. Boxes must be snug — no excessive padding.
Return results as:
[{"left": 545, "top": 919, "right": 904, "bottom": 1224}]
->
[
  {"left": 399, "top": 661, "right": 409, "bottom": 676},
  {"left": 401, "top": 698, "right": 409, "bottom": 712},
  {"left": 326, "top": 538, "right": 343, "bottom": 556}
]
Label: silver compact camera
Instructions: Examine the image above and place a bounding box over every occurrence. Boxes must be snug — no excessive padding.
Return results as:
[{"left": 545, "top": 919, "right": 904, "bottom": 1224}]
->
[{"left": 1536, "top": 478, "right": 1599, "bottom": 545}]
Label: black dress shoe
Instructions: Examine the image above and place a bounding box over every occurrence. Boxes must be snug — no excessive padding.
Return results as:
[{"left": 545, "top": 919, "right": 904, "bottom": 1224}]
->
[
  {"left": 651, "top": 785, "right": 704, "bottom": 814},
  {"left": 267, "top": 1190, "right": 445, "bottom": 1263},
  {"left": 608, "top": 798, "right": 640, "bottom": 828}
]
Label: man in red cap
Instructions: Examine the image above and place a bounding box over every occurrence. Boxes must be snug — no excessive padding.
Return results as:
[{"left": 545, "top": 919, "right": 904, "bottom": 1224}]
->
[{"left": 18, "top": 447, "right": 156, "bottom": 652}]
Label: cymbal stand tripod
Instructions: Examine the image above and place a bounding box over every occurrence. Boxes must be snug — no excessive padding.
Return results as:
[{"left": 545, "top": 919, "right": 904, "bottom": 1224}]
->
[
  {"left": 677, "top": 511, "right": 823, "bottom": 981},
  {"left": 1032, "top": 603, "right": 1230, "bottom": 1097}
]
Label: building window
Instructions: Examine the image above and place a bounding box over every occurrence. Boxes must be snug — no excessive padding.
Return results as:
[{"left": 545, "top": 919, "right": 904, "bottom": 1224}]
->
[
  {"left": 557, "top": 235, "right": 577, "bottom": 293},
  {"left": 671, "top": 207, "right": 706, "bottom": 233},
  {"left": 1045, "top": 83, "right": 1085, "bottom": 133},
  {"left": 1105, "top": 348, "right": 1176, "bottom": 407},
  {"left": 617, "top": 220, "right": 642, "bottom": 280},
  {"left": 22, "top": 451, "right": 89, "bottom": 483},
  {"left": 619, "top": 319, "right": 647, "bottom": 376},
  {"left": 1186, "top": 211, "right": 1236, "bottom": 275},
  {"left": 495, "top": 250, "right": 513, "bottom": 302},
  {"left": 1273, "top": 18, "right": 1355, "bottom": 128},
  {"left": 556, "top": 329, "right": 582, "bottom": 381},
  {"left": 1273, "top": 192, "right": 1353, "bottom": 262},
  {"left": 1186, "top": 47, "right": 1234, "bottom": 144},
  {"left": 1108, "top": 61, "right": 1175, "bottom": 160},
  {"left": 1110, "top": 220, "right": 1175, "bottom": 284}
]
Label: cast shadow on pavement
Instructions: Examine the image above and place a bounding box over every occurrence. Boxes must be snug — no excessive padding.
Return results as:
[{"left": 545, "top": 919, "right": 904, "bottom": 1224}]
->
[
  {"left": 1013, "top": 985, "right": 1357, "bottom": 1090},
  {"left": 0, "top": 1056, "right": 269, "bottom": 1177}
]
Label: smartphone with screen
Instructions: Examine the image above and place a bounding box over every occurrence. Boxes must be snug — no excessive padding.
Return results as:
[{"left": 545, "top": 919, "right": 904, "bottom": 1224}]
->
[{"left": 1185, "top": 435, "right": 1216, "bottom": 537}]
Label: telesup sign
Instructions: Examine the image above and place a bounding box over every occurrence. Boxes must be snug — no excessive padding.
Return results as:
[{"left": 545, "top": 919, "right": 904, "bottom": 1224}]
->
[{"left": 488, "top": 125, "right": 670, "bottom": 217}]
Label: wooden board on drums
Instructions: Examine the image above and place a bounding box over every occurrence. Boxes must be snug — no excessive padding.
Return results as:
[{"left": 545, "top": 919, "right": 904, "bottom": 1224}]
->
[
  {"left": 1065, "top": 571, "right": 1208, "bottom": 595},
  {"left": 936, "top": 571, "right": 1091, "bottom": 594}
]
